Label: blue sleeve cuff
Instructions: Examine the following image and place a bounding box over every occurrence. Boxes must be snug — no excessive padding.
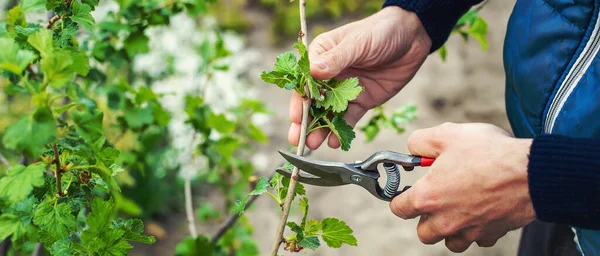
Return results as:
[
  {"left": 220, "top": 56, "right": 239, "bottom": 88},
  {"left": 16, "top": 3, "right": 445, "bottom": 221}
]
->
[
  {"left": 528, "top": 135, "right": 600, "bottom": 229},
  {"left": 383, "top": 0, "right": 483, "bottom": 52}
]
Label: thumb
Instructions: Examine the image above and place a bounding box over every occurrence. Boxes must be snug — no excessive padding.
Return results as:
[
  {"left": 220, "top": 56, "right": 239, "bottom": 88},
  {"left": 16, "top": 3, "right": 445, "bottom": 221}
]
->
[
  {"left": 310, "top": 40, "right": 358, "bottom": 80},
  {"left": 407, "top": 124, "right": 455, "bottom": 158}
]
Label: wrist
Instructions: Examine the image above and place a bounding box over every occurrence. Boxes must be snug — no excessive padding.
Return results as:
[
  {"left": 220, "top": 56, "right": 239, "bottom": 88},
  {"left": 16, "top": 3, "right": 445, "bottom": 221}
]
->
[{"left": 512, "top": 138, "right": 536, "bottom": 223}]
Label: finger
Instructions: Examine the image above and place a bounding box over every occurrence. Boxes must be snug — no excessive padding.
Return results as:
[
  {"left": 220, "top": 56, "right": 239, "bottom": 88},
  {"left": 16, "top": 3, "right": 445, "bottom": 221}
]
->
[
  {"left": 416, "top": 215, "right": 445, "bottom": 245},
  {"left": 407, "top": 123, "right": 456, "bottom": 157},
  {"left": 445, "top": 234, "right": 472, "bottom": 253},
  {"left": 310, "top": 40, "right": 358, "bottom": 80},
  {"left": 475, "top": 230, "right": 507, "bottom": 248},
  {"left": 389, "top": 186, "right": 422, "bottom": 220},
  {"left": 289, "top": 91, "right": 304, "bottom": 124},
  {"left": 288, "top": 122, "right": 301, "bottom": 146},
  {"left": 306, "top": 128, "right": 330, "bottom": 150},
  {"left": 476, "top": 238, "right": 499, "bottom": 247},
  {"left": 327, "top": 104, "right": 367, "bottom": 149}
]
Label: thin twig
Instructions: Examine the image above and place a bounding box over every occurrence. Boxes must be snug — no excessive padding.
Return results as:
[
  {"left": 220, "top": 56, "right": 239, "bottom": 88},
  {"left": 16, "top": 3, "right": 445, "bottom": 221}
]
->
[
  {"left": 184, "top": 133, "right": 198, "bottom": 238},
  {"left": 0, "top": 152, "right": 10, "bottom": 169},
  {"left": 210, "top": 150, "right": 312, "bottom": 244},
  {"left": 52, "top": 143, "right": 63, "bottom": 196},
  {"left": 46, "top": 15, "right": 61, "bottom": 29},
  {"left": 269, "top": 0, "right": 311, "bottom": 254},
  {"left": 32, "top": 242, "right": 43, "bottom": 256},
  {"left": 185, "top": 179, "right": 198, "bottom": 238}
]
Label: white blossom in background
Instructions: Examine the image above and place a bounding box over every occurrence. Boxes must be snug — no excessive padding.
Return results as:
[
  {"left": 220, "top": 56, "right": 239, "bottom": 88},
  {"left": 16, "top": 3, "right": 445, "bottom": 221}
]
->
[{"left": 132, "top": 14, "right": 268, "bottom": 179}]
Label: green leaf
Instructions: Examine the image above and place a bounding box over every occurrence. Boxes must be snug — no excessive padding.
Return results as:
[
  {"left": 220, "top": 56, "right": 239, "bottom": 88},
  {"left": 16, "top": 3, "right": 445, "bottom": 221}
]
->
[
  {"left": 98, "top": 147, "right": 120, "bottom": 166},
  {"left": 280, "top": 175, "right": 306, "bottom": 202},
  {"left": 84, "top": 198, "right": 114, "bottom": 236},
  {"left": 82, "top": 0, "right": 99, "bottom": 9},
  {"left": 41, "top": 51, "right": 75, "bottom": 89},
  {"left": 0, "top": 214, "right": 20, "bottom": 240},
  {"left": 15, "top": 25, "right": 39, "bottom": 38},
  {"left": 390, "top": 104, "right": 417, "bottom": 129},
  {"left": 0, "top": 38, "right": 35, "bottom": 75},
  {"left": 287, "top": 221, "right": 303, "bottom": 241},
  {"left": 196, "top": 204, "right": 220, "bottom": 221},
  {"left": 260, "top": 70, "right": 293, "bottom": 89},
  {"left": 7, "top": 6, "right": 26, "bottom": 27},
  {"left": 232, "top": 196, "right": 248, "bottom": 215},
  {"left": 320, "top": 218, "right": 357, "bottom": 248},
  {"left": 207, "top": 113, "right": 235, "bottom": 134},
  {"left": 307, "top": 76, "right": 321, "bottom": 100},
  {"left": 281, "top": 162, "right": 294, "bottom": 171},
  {"left": 293, "top": 38, "right": 309, "bottom": 74},
  {"left": 466, "top": 17, "right": 489, "bottom": 50},
  {"left": 175, "top": 236, "right": 214, "bottom": 256},
  {"left": 438, "top": 45, "right": 448, "bottom": 61},
  {"left": 72, "top": 107, "right": 104, "bottom": 143},
  {"left": 71, "top": 51, "right": 90, "bottom": 76},
  {"left": 298, "top": 236, "right": 320, "bottom": 250},
  {"left": 328, "top": 114, "right": 355, "bottom": 151},
  {"left": 56, "top": 23, "right": 78, "bottom": 48},
  {"left": 50, "top": 238, "right": 73, "bottom": 256},
  {"left": 214, "top": 136, "right": 240, "bottom": 159},
  {"left": 103, "top": 232, "right": 133, "bottom": 255},
  {"left": 323, "top": 78, "right": 363, "bottom": 113},
  {"left": 0, "top": 164, "right": 44, "bottom": 203},
  {"left": 249, "top": 177, "right": 269, "bottom": 195},
  {"left": 299, "top": 197, "right": 308, "bottom": 227},
  {"left": 45, "top": 0, "right": 61, "bottom": 9},
  {"left": 303, "top": 219, "right": 321, "bottom": 236},
  {"left": 247, "top": 124, "right": 268, "bottom": 143},
  {"left": 71, "top": 1, "right": 95, "bottom": 31},
  {"left": 21, "top": 0, "right": 46, "bottom": 13},
  {"left": 33, "top": 201, "right": 77, "bottom": 238},
  {"left": 124, "top": 32, "right": 150, "bottom": 57},
  {"left": 274, "top": 51, "right": 298, "bottom": 75},
  {"left": 81, "top": 198, "right": 133, "bottom": 254},
  {"left": 119, "top": 219, "right": 156, "bottom": 245},
  {"left": 124, "top": 106, "right": 153, "bottom": 129},
  {"left": 360, "top": 121, "right": 380, "bottom": 142},
  {"left": 2, "top": 107, "right": 57, "bottom": 157}
]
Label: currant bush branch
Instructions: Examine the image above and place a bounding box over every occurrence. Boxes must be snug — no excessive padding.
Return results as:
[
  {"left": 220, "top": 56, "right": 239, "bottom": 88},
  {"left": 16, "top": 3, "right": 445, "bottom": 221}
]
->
[
  {"left": 52, "top": 143, "right": 63, "bottom": 197},
  {"left": 269, "top": 0, "right": 311, "bottom": 254},
  {"left": 211, "top": 150, "right": 311, "bottom": 244}
]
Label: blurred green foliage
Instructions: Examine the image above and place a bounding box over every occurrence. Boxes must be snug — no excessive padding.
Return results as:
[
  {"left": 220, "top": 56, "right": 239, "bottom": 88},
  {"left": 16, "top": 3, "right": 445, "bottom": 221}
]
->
[{"left": 210, "top": 0, "right": 381, "bottom": 43}]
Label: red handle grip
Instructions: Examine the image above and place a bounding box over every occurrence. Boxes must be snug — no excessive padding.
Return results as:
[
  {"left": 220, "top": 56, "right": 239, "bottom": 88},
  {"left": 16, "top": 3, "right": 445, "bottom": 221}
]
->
[{"left": 420, "top": 157, "right": 435, "bottom": 167}]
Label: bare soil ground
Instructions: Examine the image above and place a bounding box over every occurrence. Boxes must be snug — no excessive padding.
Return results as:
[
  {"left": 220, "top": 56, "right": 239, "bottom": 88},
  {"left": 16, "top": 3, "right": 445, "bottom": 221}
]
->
[{"left": 243, "top": 1, "right": 521, "bottom": 255}]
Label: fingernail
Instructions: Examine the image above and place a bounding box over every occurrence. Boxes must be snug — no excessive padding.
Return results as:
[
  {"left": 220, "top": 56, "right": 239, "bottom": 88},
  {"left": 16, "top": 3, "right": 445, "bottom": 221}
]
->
[{"left": 311, "top": 57, "right": 328, "bottom": 70}]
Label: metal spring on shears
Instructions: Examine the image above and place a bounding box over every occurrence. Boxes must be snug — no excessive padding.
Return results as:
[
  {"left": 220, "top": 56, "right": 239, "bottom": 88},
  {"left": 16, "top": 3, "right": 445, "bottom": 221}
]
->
[{"left": 383, "top": 162, "right": 400, "bottom": 198}]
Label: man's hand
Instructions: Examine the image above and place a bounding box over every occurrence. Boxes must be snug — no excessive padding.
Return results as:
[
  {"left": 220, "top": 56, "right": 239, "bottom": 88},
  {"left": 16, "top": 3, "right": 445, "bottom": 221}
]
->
[
  {"left": 288, "top": 6, "right": 432, "bottom": 150},
  {"left": 390, "top": 123, "right": 536, "bottom": 252}
]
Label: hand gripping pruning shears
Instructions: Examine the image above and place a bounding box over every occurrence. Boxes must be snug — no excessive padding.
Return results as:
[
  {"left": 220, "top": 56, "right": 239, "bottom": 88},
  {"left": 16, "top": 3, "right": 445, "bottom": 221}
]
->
[{"left": 275, "top": 150, "right": 435, "bottom": 202}]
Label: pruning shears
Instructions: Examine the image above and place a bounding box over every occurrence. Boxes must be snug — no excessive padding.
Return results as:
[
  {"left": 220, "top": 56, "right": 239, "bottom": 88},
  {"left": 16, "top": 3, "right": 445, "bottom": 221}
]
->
[{"left": 276, "top": 150, "right": 435, "bottom": 202}]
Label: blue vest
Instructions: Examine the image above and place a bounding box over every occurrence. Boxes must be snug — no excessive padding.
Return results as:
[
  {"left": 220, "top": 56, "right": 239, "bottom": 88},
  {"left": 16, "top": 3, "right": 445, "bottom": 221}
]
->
[{"left": 504, "top": 0, "right": 600, "bottom": 254}]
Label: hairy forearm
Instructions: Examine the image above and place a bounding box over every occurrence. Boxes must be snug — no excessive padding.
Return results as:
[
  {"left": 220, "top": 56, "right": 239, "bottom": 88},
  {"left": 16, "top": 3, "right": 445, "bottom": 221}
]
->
[{"left": 383, "top": 0, "right": 484, "bottom": 51}]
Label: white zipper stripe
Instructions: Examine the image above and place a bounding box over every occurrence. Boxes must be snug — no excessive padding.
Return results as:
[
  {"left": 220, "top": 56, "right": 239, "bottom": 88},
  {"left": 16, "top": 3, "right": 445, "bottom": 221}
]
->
[{"left": 544, "top": 12, "right": 600, "bottom": 133}]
